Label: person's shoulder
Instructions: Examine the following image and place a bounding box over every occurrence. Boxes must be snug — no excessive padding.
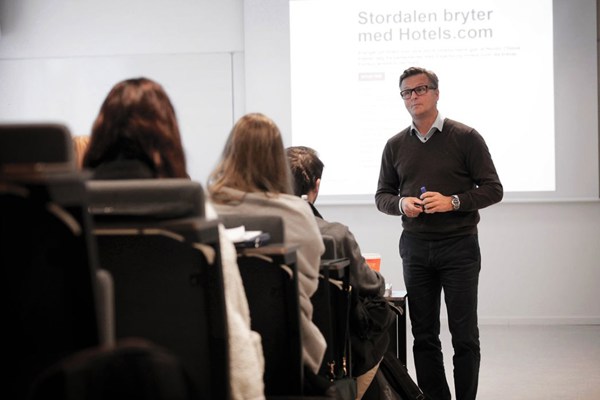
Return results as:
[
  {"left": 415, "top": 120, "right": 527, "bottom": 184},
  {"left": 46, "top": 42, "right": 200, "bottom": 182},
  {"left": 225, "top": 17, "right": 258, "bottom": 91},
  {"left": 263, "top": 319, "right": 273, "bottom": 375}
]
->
[
  {"left": 277, "top": 192, "right": 309, "bottom": 207},
  {"left": 317, "top": 218, "right": 351, "bottom": 239},
  {"left": 386, "top": 126, "right": 412, "bottom": 144},
  {"left": 242, "top": 191, "right": 300, "bottom": 206},
  {"left": 443, "top": 118, "right": 487, "bottom": 143},
  {"left": 274, "top": 194, "right": 318, "bottom": 220},
  {"left": 318, "top": 218, "right": 347, "bottom": 231},
  {"left": 443, "top": 118, "right": 478, "bottom": 135}
]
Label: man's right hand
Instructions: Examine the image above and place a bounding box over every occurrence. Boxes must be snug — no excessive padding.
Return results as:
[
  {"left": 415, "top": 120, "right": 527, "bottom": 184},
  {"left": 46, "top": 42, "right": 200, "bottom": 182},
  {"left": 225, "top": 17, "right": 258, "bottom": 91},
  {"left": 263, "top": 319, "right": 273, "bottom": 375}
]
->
[{"left": 401, "top": 196, "right": 424, "bottom": 218}]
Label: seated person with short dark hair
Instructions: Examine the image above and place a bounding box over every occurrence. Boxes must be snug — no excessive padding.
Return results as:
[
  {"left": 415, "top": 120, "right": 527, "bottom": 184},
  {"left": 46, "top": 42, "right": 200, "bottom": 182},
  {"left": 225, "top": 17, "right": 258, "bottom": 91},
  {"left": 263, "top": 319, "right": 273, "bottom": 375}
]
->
[{"left": 286, "top": 146, "right": 394, "bottom": 400}]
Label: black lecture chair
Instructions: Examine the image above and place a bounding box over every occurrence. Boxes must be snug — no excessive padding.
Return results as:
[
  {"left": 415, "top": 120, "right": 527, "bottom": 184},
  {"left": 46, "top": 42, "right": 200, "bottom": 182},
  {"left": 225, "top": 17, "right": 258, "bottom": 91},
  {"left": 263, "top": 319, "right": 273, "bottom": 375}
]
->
[
  {"left": 86, "top": 179, "right": 230, "bottom": 400},
  {"left": 0, "top": 123, "right": 108, "bottom": 400},
  {"left": 0, "top": 123, "right": 75, "bottom": 166},
  {"left": 219, "top": 214, "right": 306, "bottom": 398},
  {"left": 311, "top": 235, "right": 355, "bottom": 398}
]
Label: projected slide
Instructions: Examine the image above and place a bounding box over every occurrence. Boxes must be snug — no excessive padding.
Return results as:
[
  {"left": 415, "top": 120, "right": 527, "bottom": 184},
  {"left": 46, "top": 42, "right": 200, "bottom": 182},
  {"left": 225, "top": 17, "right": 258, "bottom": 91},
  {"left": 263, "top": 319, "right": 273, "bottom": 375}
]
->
[{"left": 290, "top": 0, "right": 554, "bottom": 198}]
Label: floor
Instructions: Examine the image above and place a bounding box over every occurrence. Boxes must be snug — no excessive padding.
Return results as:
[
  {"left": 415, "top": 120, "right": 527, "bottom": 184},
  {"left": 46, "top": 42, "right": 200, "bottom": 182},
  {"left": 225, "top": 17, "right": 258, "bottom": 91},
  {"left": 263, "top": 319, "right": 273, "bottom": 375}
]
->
[{"left": 403, "top": 324, "right": 600, "bottom": 400}]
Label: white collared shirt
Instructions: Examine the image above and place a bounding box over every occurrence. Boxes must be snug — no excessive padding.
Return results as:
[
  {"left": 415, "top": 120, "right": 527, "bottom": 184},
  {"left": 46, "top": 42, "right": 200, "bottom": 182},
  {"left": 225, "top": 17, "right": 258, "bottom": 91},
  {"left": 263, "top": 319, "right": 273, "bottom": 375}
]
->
[{"left": 411, "top": 112, "right": 445, "bottom": 143}]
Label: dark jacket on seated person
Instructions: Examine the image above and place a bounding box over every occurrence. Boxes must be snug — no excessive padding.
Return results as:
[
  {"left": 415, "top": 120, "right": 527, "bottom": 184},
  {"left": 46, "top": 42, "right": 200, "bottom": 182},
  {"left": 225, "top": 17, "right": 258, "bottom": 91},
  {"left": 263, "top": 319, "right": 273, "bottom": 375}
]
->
[{"left": 309, "top": 202, "right": 394, "bottom": 376}]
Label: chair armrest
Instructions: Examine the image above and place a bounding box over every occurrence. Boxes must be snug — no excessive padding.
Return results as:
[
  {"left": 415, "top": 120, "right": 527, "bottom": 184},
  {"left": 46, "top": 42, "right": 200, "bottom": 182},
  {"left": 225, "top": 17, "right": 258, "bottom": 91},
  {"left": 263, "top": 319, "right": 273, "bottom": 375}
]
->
[
  {"left": 320, "top": 257, "right": 350, "bottom": 281},
  {"left": 95, "top": 269, "right": 115, "bottom": 348},
  {"left": 239, "top": 244, "right": 299, "bottom": 266}
]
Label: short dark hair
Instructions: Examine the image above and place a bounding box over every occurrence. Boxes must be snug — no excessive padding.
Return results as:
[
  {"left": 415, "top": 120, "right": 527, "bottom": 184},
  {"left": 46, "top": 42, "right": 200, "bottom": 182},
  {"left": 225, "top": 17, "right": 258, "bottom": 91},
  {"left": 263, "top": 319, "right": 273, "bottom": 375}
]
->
[
  {"left": 399, "top": 67, "right": 439, "bottom": 89},
  {"left": 286, "top": 146, "right": 324, "bottom": 197}
]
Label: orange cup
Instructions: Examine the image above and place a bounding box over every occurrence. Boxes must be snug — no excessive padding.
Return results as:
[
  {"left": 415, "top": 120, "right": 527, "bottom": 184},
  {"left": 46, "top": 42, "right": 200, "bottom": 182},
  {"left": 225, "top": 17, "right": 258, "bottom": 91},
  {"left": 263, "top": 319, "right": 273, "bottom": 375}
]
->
[{"left": 362, "top": 253, "right": 381, "bottom": 272}]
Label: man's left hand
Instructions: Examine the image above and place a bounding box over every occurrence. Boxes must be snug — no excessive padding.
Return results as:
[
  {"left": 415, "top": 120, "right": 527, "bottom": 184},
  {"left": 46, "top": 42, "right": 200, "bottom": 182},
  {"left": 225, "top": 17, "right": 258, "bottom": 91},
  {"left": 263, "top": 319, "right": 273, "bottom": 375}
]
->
[{"left": 420, "top": 191, "right": 453, "bottom": 213}]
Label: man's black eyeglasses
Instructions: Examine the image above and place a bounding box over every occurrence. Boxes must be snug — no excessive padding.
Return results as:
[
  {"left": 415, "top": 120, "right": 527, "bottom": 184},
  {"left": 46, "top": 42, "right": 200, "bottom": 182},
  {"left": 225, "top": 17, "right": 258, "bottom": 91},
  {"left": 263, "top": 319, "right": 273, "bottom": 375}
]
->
[{"left": 400, "top": 85, "right": 436, "bottom": 100}]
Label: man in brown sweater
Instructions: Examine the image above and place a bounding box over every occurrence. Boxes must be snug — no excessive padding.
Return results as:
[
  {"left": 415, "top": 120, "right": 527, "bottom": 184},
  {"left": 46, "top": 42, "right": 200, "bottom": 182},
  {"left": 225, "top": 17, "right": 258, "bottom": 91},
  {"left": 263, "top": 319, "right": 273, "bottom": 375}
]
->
[{"left": 375, "top": 67, "right": 503, "bottom": 400}]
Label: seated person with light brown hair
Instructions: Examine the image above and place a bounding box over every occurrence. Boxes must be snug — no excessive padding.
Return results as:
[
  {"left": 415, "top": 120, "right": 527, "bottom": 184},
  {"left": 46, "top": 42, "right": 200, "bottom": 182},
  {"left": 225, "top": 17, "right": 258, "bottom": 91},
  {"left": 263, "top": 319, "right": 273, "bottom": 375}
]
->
[
  {"left": 287, "top": 145, "right": 394, "bottom": 400},
  {"left": 82, "top": 77, "right": 266, "bottom": 400},
  {"left": 207, "top": 113, "right": 327, "bottom": 376}
]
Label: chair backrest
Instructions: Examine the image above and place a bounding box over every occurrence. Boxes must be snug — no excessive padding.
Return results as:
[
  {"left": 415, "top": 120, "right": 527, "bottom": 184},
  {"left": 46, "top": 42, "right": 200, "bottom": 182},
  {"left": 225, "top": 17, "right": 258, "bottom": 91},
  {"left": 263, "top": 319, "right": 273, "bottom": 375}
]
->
[
  {"left": 220, "top": 213, "right": 285, "bottom": 243},
  {"left": 0, "top": 123, "right": 74, "bottom": 167},
  {"left": 220, "top": 214, "right": 304, "bottom": 396},
  {"left": 322, "top": 234, "right": 337, "bottom": 259},
  {"left": 29, "top": 338, "right": 199, "bottom": 400},
  {"left": 313, "top": 235, "right": 353, "bottom": 380},
  {"left": 86, "top": 179, "right": 229, "bottom": 400},
  {"left": 0, "top": 124, "right": 102, "bottom": 399},
  {"left": 87, "top": 179, "right": 205, "bottom": 222},
  {"left": 237, "top": 249, "right": 304, "bottom": 396}
]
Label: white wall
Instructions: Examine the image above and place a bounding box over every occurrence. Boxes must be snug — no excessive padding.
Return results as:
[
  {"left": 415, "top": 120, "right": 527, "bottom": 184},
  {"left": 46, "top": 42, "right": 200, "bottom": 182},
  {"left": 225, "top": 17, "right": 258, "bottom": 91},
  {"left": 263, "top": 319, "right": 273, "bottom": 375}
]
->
[
  {"left": 0, "top": 0, "right": 244, "bottom": 185},
  {"left": 1, "top": 0, "right": 598, "bottom": 324}
]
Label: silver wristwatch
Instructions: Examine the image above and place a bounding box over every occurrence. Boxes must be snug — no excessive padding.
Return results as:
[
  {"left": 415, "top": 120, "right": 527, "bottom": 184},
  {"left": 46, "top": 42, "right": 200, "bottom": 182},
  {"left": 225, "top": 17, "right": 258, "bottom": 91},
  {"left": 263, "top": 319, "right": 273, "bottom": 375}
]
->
[{"left": 451, "top": 195, "right": 460, "bottom": 211}]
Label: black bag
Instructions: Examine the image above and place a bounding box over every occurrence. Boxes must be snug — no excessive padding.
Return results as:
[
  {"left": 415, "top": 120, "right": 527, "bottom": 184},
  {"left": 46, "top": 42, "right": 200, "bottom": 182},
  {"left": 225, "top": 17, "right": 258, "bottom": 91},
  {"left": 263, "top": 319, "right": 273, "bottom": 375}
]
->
[
  {"left": 376, "top": 350, "right": 426, "bottom": 400},
  {"left": 349, "top": 294, "right": 396, "bottom": 376},
  {"left": 365, "top": 366, "right": 404, "bottom": 400},
  {"left": 304, "top": 367, "right": 356, "bottom": 400},
  {"left": 362, "top": 348, "right": 426, "bottom": 400}
]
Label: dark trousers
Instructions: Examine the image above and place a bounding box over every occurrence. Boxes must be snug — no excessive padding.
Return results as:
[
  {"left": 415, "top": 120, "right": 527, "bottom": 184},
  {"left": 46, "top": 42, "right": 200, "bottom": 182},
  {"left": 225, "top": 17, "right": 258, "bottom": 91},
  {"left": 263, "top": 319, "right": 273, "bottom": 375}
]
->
[{"left": 400, "top": 232, "right": 481, "bottom": 400}]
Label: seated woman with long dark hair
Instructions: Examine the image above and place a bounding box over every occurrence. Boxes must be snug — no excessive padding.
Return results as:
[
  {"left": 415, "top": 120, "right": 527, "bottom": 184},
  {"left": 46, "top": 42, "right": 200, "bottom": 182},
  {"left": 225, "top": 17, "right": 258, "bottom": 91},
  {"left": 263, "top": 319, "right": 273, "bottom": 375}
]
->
[{"left": 82, "top": 77, "right": 266, "bottom": 400}]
